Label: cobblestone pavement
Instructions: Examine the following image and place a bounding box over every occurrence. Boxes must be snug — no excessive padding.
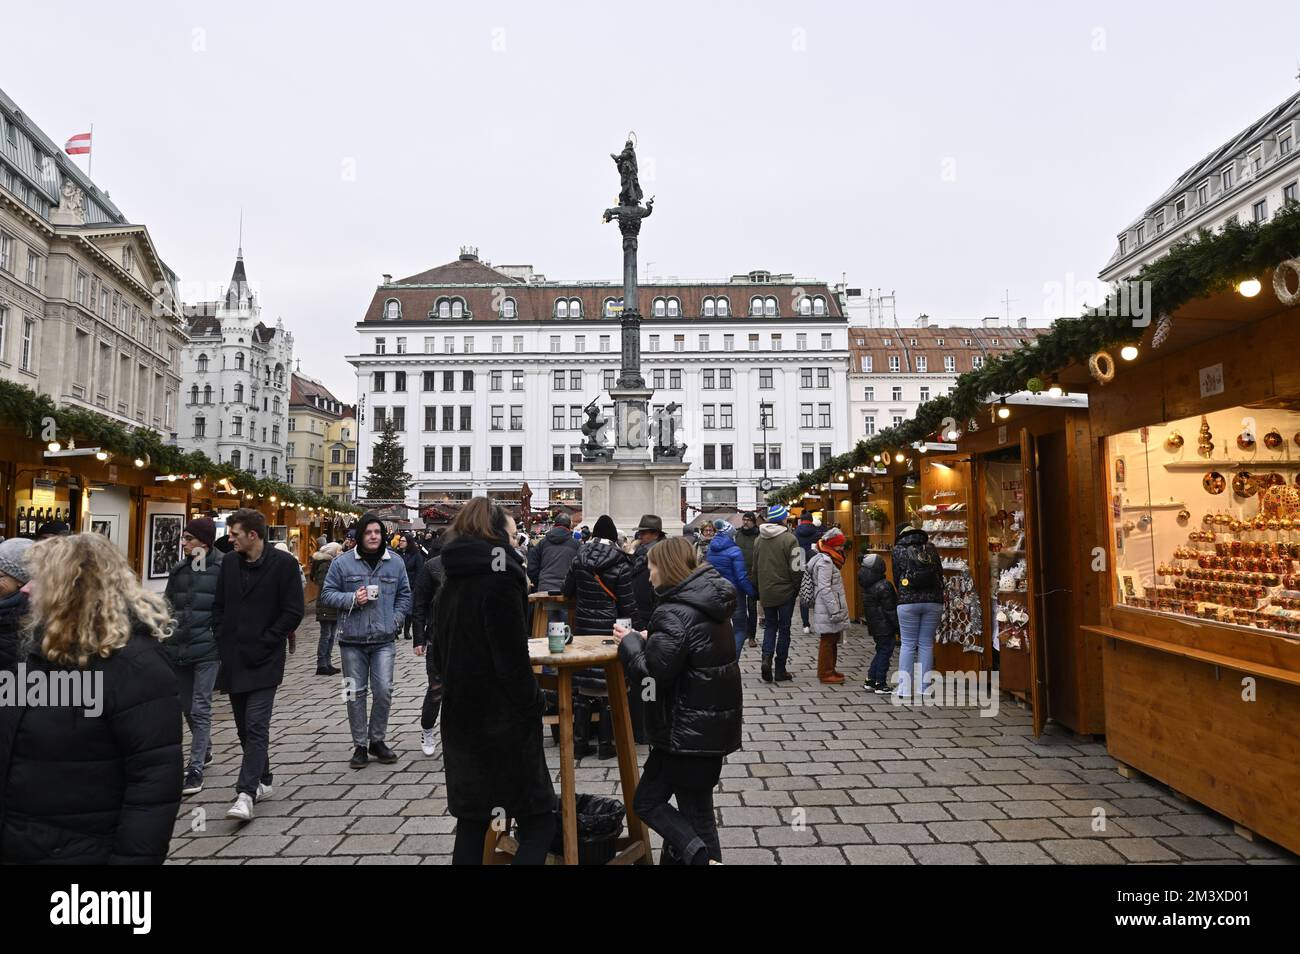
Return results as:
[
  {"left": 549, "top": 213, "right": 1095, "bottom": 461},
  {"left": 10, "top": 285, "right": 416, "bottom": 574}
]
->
[{"left": 166, "top": 619, "right": 1296, "bottom": 865}]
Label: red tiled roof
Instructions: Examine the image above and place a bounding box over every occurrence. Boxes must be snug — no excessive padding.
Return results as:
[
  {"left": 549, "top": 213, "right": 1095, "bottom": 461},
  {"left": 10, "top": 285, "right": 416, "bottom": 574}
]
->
[
  {"left": 290, "top": 373, "right": 344, "bottom": 412},
  {"left": 363, "top": 256, "right": 843, "bottom": 324}
]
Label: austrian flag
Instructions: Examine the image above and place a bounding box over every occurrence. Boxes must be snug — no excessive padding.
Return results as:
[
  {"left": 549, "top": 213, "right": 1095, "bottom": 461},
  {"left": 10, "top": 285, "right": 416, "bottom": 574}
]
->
[{"left": 64, "top": 131, "right": 92, "bottom": 155}]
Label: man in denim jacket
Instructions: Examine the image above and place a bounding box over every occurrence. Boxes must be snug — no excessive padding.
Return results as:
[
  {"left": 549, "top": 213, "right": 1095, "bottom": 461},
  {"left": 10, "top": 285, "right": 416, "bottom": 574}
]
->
[{"left": 321, "top": 512, "right": 412, "bottom": 769}]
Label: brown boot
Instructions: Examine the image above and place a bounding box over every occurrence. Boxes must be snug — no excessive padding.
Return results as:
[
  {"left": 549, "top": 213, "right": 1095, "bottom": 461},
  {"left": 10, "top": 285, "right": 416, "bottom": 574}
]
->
[
  {"left": 818, "top": 636, "right": 844, "bottom": 684},
  {"left": 829, "top": 632, "right": 845, "bottom": 679}
]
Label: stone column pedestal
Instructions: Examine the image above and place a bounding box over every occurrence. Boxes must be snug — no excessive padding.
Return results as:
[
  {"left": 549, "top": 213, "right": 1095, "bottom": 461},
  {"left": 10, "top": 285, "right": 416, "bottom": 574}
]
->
[{"left": 574, "top": 458, "right": 690, "bottom": 538}]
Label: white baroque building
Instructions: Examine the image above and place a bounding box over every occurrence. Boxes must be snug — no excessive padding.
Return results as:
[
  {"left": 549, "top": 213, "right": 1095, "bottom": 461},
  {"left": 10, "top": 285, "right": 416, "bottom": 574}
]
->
[
  {"left": 180, "top": 252, "right": 293, "bottom": 478},
  {"left": 348, "top": 249, "right": 851, "bottom": 521},
  {"left": 1101, "top": 88, "right": 1299, "bottom": 281}
]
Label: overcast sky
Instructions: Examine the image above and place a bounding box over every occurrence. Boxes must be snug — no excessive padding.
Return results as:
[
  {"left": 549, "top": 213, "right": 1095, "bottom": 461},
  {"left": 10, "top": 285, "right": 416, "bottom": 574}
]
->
[{"left": 6, "top": 1, "right": 1300, "bottom": 398}]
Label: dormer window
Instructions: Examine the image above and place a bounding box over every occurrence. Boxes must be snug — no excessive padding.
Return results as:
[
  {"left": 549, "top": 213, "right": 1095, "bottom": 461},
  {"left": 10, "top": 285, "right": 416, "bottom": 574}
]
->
[
  {"left": 451, "top": 300, "right": 463, "bottom": 318},
  {"left": 1135, "top": 223, "right": 1145, "bottom": 245},
  {"left": 1222, "top": 166, "right": 1234, "bottom": 191},
  {"left": 749, "top": 296, "right": 764, "bottom": 317},
  {"left": 703, "top": 298, "right": 716, "bottom": 317},
  {"left": 715, "top": 297, "right": 729, "bottom": 317},
  {"left": 383, "top": 298, "right": 401, "bottom": 320},
  {"left": 1154, "top": 210, "right": 1165, "bottom": 235},
  {"left": 501, "top": 298, "right": 516, "bottom": 319},
  {"left": 666, "top": 297, "right": 679, "bottom": 318},
  {"left": 603, "top": 298, "right": 619, "bottom": 318},
  {"left": 1197, "top": 181, "right": 1209, "bottom": 206},
  {"left": 568, "top": 297, "right": 582, "bottom": 318},
  {"left": 812, "top": 296, "right": 826, "bottom": 316},
  {"left": 1280, "top": 130, "right": 1293, "bottom": 157},
  {"left": 1175, "top": 197, "right": 1186, "bottom": 221},
  {"left": 764, "top": 296, "right": 777, "bottom": 317},
  {"left": 653, "top": 298, "right": 666, "bottom": 317},
  {"left": 799, "top": 296, "right": 812, "bottom": 316},
  {"left": 1249, "top": 149, "right": 1262, "bottom": 176}
]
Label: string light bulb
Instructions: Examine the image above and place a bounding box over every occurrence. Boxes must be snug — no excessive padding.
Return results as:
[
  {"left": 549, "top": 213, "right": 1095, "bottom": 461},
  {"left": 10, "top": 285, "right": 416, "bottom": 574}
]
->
[
  {"left": 192, "top": 479, "right": 203, "bottom": 490},
  {"left": 134, "top": 456, "right": 146, "bottom": 468},
  {"left": 1047, "top": 376, "right": 1063, "bottom": 399},
  {"left": 95, "top": 450, "right": 109, "bottom": 461},
  {"left": 997, "top": 398, "right": 1011, "bottom": 420},
  {"left": 47, "top": 441, "right": 61, "bottom": 453},
  {"left": 894, "top": 452, "right": 905, "bottom": 463},
  {"left": 1120, "top": 344, "right": 1139, "bottom": 361},
  {"left": 1237, "top": 278, "right": 1261, "bottom": 298}
]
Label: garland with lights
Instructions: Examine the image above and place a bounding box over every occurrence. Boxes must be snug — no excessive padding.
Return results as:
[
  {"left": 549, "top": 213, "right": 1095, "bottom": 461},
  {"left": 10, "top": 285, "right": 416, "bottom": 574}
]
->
[
  {"left": 0, "top": 379, "right": 361, "bottom": 515},
  {"left": 769, "top": 204, "right": 1300, "bottom": 504}
]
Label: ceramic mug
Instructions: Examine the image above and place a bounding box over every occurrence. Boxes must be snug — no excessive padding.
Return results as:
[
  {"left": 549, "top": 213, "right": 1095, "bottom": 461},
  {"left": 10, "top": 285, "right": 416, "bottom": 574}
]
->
[
  {"left": 366, "top": 584, "right": 380, "bottom": 601},
  {"left": 547, "top": 621, "right": 573, "bottom": 653}
]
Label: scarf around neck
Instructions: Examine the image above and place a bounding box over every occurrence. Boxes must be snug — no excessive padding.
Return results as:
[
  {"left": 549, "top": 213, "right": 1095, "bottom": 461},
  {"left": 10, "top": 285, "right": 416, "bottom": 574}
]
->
[{"left": 815, "top": 539, "right": 846, "bottom": 568}]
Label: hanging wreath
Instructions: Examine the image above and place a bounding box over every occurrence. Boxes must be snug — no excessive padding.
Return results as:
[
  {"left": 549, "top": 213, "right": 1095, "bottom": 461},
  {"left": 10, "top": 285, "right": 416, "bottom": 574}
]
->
[
  {"left": 1274, "top": 258, "right": 1300, "bottom": 307},
  {"left": 1088, "top": 350, "right": 1116, "bottom": 384}
]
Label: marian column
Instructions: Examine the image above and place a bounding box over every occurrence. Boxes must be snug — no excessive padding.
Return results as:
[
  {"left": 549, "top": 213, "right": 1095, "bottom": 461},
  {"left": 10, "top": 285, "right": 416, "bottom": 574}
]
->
[{"left": 574, "top": 136, "right": 689, "bottom": 534}]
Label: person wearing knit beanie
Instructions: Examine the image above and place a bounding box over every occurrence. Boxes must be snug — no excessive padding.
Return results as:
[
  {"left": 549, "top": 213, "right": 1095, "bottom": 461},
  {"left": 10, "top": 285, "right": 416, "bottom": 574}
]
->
[
  {"left": 0, "top": 537, "right": 34, "bottom": 670},
  {"left": 808, "top": 527, "right": 850, "bottom": 684},
  {"left": 593, "top": 515, "right": 618, "bottom": 542},
  {"left": 0, "top": 537, "right": 35, "bottom": 586},
  {"left": 185, "top": 516, "right": 217, "bottom": 549}
]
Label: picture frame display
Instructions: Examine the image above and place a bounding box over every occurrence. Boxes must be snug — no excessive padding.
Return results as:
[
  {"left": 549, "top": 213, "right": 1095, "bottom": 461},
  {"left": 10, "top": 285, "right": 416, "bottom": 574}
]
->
[{"left": 149, "top": 513, "right": 185, "bottom": 580}]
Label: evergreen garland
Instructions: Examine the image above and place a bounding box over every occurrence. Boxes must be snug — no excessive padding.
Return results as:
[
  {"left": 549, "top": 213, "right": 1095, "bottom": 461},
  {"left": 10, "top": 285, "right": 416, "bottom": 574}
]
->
[
  {"left": 769, "top": 203, "right": 1300, "bottom": 503},
  {"left": 0, "top": 379, "right": 361, "bottom": 514}
]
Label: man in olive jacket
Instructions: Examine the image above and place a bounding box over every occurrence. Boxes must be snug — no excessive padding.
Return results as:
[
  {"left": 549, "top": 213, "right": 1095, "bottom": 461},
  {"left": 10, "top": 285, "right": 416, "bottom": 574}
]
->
[
  {"left": 752, "top": 504, "right": 802, "bottom": 683},
  {"left": 164, "top": 516, "right": 224, "bottom": 796},
  {"left": 212, "top": 508, "right": 305, "bottom": 822}
]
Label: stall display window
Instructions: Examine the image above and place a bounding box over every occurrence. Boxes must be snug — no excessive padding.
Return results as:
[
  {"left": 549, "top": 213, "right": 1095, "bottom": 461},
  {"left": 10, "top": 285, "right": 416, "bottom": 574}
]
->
[
  {"left": 984, "top": 453, "right": 1029, "bottom": 655},
  {"left": 1108, "top": 403, "right": 1300, "bottom": 639}
]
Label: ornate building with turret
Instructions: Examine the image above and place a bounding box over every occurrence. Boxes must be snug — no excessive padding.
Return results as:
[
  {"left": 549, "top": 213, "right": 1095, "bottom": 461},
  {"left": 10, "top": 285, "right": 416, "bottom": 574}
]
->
[{"left": 180, "top": 251, "right": 294, "bottom": 478}]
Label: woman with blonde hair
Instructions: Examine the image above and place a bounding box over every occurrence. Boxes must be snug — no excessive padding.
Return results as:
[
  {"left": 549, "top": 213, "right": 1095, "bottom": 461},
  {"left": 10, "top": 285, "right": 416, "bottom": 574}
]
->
[
  {"left": 0, "top": 532, "right": 182, "bottom": 864},
  {"left": 614, "top": 535, "right": 742, "bottom": 864}
]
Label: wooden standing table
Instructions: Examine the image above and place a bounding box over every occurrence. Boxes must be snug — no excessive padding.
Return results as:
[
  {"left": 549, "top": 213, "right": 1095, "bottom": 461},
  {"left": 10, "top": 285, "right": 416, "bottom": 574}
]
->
[
  {"left": 484, "top": 635, "right": 651, "bottom": 865},
  {"left": 528, "top": 591, "right": 575, "bottom": 639}
]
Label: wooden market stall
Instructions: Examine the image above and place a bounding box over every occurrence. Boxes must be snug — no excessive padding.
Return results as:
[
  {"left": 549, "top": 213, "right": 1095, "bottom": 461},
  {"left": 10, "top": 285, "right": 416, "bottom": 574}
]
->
[
  {"left": 1078, "top": 277, "right": 1300, "bottom": 853},
  {"left": 927, "top": 401, "right": 1107, "bottom": 736}
]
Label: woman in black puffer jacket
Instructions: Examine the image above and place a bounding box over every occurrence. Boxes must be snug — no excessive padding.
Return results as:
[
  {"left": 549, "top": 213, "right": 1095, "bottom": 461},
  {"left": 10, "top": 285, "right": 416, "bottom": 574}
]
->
[
  {"left": 561, "top": 515, "right": 639, "bottom": 761},
  {"left": 0, "top": 533, "right": 182, "bottom": 864},
  {"left": 615, "top": 536, "right": 742, "bottom": 865},
  {"left": 890, "top": 524, "right": 945, "bottom": 700}
]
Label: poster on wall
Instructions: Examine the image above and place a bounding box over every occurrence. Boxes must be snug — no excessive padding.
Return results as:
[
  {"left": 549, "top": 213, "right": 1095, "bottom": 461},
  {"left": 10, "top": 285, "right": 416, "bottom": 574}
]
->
[
  {"left": 148, "top": 513, "right": 185, "bottom": 580},
  {"left": 91, "top": 515, "right": 119, "bottom": 542}
]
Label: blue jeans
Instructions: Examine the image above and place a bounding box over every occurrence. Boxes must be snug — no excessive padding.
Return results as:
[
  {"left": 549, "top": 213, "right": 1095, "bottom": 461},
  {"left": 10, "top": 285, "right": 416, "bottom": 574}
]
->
[
  {"left": 177, "top": 660, "right": 219, "bottom": 774},
  {"left": 896, "top": 602, "right": 942, "bottom": 696},
  {"left": 732, "top": 600, "right": 748, "bottom": 660},
  {"left": 867, "top": 634, "right": 895, "bottom": 684},
  {"left": 762, "top": 599, "right": 795, "bottom": 670},
  {"left": 316, "top": 619, "right": 337, "bottom": 670},
  {"left": 341, "top": 641, "right": 397, "bottom": 747}
]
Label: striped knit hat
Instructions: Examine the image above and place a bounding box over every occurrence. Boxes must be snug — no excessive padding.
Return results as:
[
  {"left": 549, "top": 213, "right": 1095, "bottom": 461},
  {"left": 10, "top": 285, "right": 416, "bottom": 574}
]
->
[{"left": 765, "top": 503, "right": 789, "bottom": 523}]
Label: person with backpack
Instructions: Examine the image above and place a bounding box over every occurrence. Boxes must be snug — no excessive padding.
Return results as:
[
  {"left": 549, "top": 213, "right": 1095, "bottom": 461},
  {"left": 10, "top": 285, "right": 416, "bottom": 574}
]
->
[
  {"left": 793, "top": 513, "right": 821, "bottom": 635},
  {"left": 753, "top": 504, "right": 802, "bottom": 683},
  {"left": 858, "top": 553, "right": 899, "bottom": 693},
  {"left": 891, "top": 524, "right": 945, "bottom": 701},
  {"left": 804, "top": 527, "right": 850, "bottom": 684},
  {"left": 705, "top": 518, "right": 756, "bottom": 660}
]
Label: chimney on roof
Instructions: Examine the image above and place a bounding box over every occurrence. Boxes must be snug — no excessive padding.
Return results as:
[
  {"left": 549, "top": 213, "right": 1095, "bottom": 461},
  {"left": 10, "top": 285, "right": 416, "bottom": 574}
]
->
[
  {"left": 1017, "top": 316, "right": 1027, "bottom": 329},
  {"left": 917, "top": 314, "right": 929, "bottom": 328},
  {"left": 982, "top": 316, "right": 998, "bottom": 328},
  {"left": 382, "top": 273, "right": 392, "bottom": 285}
]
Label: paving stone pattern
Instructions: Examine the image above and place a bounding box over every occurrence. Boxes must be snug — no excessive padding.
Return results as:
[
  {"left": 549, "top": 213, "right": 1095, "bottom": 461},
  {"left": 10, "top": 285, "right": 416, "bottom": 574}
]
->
[{"left": 166, "top": 620, "right": 1296, "bottom": 865}]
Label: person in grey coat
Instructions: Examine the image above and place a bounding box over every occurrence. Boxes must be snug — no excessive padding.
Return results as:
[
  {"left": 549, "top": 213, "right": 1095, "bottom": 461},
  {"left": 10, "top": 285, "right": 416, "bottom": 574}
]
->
[
  {"left": 163, "top": 517, "right": 224, "bottom": 796},
  {"left": 526, "top": 513, "right": 580, "bottom": 593},
  {"left": 320, "top": 513, "right": 412, "bottom": 769},
  {"left": 805, "top": 527, "right": 850, "bottom": 684}
]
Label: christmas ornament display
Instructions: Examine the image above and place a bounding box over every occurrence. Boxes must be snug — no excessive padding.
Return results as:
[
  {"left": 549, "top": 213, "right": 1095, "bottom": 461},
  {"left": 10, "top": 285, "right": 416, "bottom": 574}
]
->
[
  {"left": 1203, "top": 472, "right": 1226, "bottom": 495},
  {"left": 1237, "top": 430, "right": 1256, "bottom": 452},
  {"left": 1152, "top": 312, "right": 1173, "bottom": 348},
  {"left": 1264, "top": 429, "right": 1284, "bottom": 450},
  {"left": 1197, "top": 416, "right": 1214, "bottom": 458},
  {"left": 1165, "top": 431, "right": 1184, "bottom": 450}
]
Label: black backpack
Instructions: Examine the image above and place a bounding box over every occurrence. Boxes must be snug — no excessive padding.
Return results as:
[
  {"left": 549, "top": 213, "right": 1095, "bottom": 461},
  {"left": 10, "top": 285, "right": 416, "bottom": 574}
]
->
[{"left": 899, "top": 544, "right": 940, "bottom": 592}]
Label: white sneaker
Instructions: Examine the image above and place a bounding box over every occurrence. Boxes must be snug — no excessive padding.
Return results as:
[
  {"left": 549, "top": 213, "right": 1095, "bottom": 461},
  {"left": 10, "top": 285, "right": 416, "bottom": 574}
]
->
[
  {"left": 802, "top": 625, "right": 811, "bottom": 635},
  {"left": 226, "top": 793, "right": 255, "bottom": 821},
  {"left": 421, "top": 727, "right": 438, "bottom": 757},
  {"left": 256, "top": 781, "right": 272, "bottom": 801}
]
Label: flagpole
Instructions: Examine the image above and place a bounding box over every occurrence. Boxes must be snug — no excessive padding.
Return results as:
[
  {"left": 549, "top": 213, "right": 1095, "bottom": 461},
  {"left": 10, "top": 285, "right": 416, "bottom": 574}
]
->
[{"left": 88, "top": 123, "right": 93, "bottom": 177}]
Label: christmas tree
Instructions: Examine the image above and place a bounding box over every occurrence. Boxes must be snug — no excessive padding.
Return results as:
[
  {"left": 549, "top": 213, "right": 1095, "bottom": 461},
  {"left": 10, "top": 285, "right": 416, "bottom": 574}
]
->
[{"left": 362, "top": 418, "right": 413, "bottom": 500}]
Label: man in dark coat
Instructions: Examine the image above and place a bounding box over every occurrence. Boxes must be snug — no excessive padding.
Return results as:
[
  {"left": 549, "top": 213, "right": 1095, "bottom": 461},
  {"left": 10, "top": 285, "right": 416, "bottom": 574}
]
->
[
  {"left": 411, "top": 550, "right": 445, "bottom": 757},
  {"left": 163, "top": 517, "right": 224, "bottom": 796},
  {"left": 526, "top": 512, "right": 580, "bottom": 593},
  {"left": 212, "top": 508, "right": 304, "bottom": 822},
  {"left": 629, "top": 514, "right": 666, "bottom": 630},
  {"left": 734, "top": 511, "right": 761, "bottom": 647}
]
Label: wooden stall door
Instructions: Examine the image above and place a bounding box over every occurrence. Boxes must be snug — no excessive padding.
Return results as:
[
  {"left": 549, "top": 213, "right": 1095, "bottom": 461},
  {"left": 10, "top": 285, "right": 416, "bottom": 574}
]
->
[{"left": 1021, "top": 430, "right": 1048, "bottom": 736}]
